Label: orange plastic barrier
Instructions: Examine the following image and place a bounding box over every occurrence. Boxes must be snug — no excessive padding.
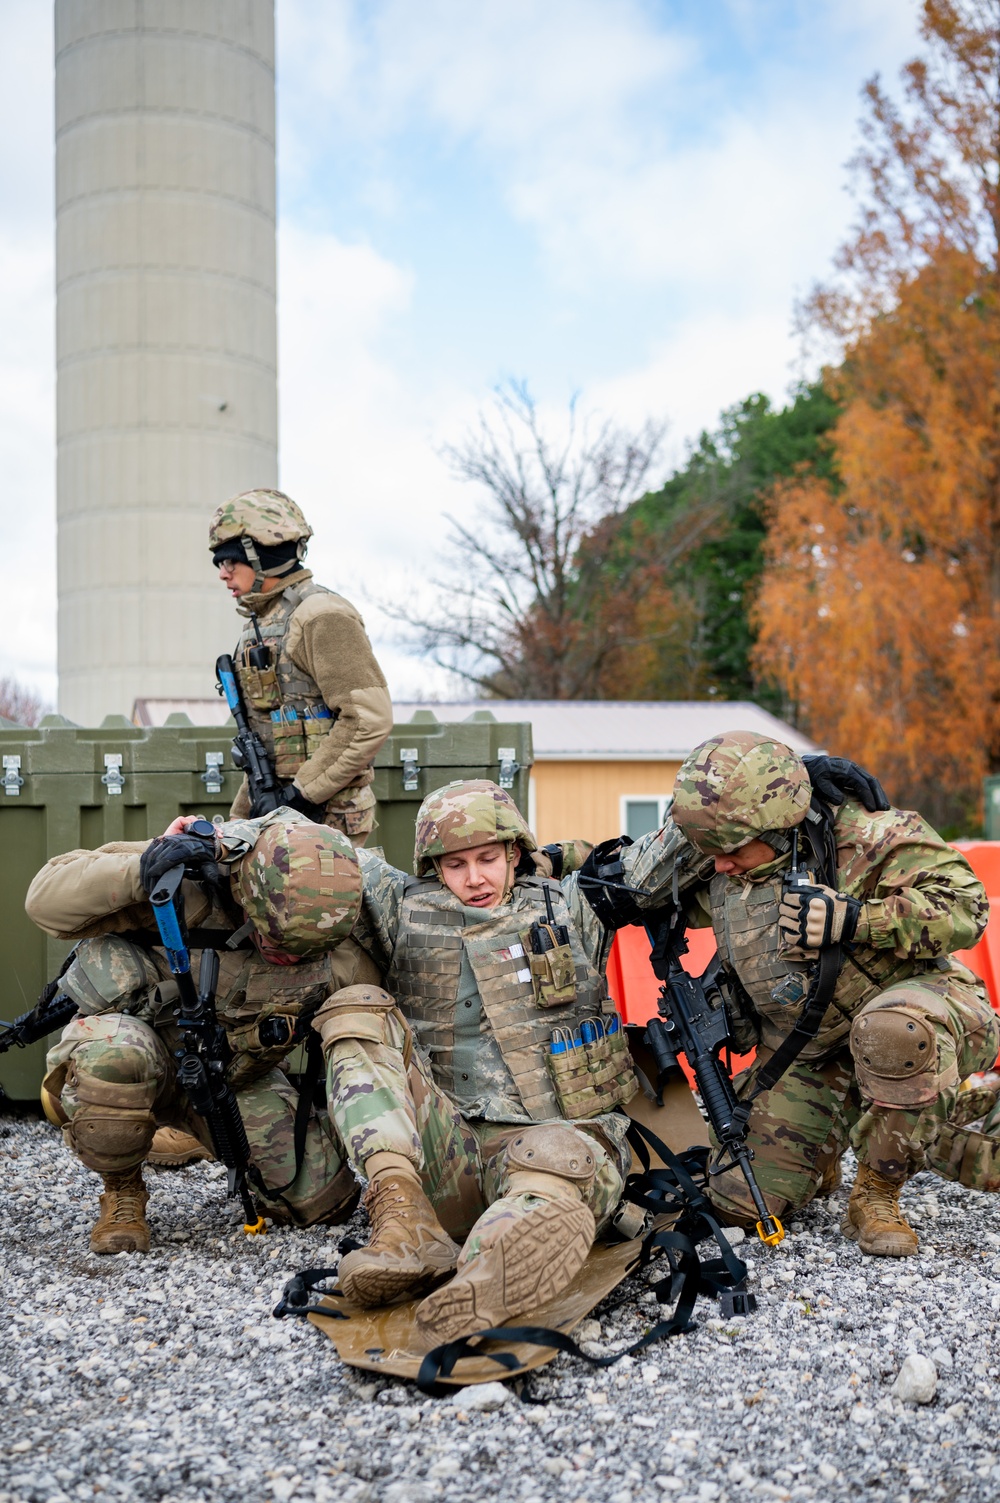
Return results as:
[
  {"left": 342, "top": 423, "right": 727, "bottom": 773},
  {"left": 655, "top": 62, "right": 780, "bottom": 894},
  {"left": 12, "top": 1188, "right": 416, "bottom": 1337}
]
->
[
  {"left": 608, "top": 840, "right": 1000, "bottom": 1029},
  {"left": 951, "top": 842, "right": 1000, "bottom": 1011}
]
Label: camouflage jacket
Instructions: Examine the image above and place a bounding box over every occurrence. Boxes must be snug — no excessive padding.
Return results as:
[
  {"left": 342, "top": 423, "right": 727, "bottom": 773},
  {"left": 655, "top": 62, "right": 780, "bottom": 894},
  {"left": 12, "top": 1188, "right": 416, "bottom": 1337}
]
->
[
  {"left": 230, "top": 567, "right": 393, "bottom": 813},
  {"left": 655, "top": 799, "right": 989, "bottom": 1057},
  {"left": 24, "top": 839, "right": 380, "bottom": 1086}
]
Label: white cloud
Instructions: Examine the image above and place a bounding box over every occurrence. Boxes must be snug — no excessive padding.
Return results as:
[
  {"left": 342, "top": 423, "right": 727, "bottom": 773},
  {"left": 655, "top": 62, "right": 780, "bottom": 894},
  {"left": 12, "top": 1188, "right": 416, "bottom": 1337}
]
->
[{"left": 277, "top": 224, "right": 471, "bottom": 697}]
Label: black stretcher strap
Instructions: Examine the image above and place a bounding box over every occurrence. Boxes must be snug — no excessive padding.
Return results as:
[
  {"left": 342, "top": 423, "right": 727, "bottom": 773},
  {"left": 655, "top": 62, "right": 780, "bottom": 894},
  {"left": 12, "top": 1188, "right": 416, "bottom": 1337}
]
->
[{"left": 273, "top": 1119, "right": 755, "bottom": 1397}]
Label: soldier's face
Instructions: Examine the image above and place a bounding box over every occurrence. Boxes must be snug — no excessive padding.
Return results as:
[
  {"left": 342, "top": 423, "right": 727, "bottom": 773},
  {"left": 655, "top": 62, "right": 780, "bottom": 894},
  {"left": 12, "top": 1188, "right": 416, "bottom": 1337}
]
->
[
  {"left": 216, "top": 558, "right": 257, "bottom": 599},
  {"left": 437, "top": 841, "right": 512, "bottom": 908},
  {"left": 713, "top": 837, "right": 776, "bottom": 876}
]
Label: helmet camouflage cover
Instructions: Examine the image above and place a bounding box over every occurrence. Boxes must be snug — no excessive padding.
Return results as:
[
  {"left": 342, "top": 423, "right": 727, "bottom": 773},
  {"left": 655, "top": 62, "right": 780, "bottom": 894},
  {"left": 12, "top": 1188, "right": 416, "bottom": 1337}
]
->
[
  {"left": 208, "top": 489, "right": 313, "bottom": 550},
  {"left": 414, "top": 779, "right": 537, "bottom": 876},
  {"left": 671, "top": 731, "right": 812, "bottom": 855},
  {"left": 230, "top": 816, "right": 361, "bottom": 956}
]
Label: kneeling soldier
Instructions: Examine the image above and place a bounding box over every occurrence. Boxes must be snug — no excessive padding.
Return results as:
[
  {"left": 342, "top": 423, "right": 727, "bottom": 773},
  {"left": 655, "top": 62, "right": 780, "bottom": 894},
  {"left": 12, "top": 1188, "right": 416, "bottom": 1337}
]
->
[{"left": 26, "top": 813, "right": 377, "bottom": 1253}]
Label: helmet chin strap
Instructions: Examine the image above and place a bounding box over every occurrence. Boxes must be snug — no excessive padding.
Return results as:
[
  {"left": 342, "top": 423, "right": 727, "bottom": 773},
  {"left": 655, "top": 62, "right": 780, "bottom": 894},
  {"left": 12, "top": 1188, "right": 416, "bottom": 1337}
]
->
[{"left": 241, "top": 535, "right": 306, "bottom": 593}]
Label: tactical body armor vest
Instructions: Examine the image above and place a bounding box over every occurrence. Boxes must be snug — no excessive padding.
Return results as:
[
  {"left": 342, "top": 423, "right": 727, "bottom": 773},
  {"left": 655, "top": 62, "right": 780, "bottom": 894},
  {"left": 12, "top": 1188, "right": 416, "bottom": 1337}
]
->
[
  {"left": 389, "top": 877, "right": 636, "bottom": 1122},
  {"left": 711, "top": 871, "right": 948, "bottom": 1059},
  {"left": 235, "top": 581, "right": 371, "bottom": 796}
]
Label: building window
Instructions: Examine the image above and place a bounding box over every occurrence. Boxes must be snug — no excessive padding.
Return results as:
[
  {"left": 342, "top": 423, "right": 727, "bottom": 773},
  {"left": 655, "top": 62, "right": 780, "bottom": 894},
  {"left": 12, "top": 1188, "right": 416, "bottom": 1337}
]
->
[{"left": 621, "top": 795, "right": 673, "bottom": 841}]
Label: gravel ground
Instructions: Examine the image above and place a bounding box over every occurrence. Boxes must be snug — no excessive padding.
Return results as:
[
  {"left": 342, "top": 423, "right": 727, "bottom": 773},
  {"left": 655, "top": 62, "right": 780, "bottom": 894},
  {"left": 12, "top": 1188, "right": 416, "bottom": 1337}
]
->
[{"left": 3, "top": 1112, "right": 1000, "bottom": 1503}]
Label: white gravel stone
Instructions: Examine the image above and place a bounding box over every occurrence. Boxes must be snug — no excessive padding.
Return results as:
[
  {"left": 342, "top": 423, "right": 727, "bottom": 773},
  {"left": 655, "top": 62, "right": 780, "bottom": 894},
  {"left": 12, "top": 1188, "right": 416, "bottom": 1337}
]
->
[
  {"left": 893, "top": 1353, "right": 939, "bottom": 1404},
  {"left": 449, "top": 1380, "right": 513, "bottom": 1410},
  {"left": 6, "top": 1119, "right": 1000, "bottom": 1502}
]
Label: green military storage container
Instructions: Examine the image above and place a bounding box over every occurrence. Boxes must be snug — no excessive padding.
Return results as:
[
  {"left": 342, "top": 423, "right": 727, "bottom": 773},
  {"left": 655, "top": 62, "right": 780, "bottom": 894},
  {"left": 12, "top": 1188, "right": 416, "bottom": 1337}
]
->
[
  {"left": 371, "top": 709, "right": 532, "bottom": 873},
  {"left": 1, "top": 708, "right": 532, "bottom": 1102}
]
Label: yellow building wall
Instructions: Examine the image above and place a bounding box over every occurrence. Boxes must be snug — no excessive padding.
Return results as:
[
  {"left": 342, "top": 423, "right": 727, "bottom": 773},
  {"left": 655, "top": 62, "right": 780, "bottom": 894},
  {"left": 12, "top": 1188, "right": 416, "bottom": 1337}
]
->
[{"left": 531, "top": 759, "right": 682, "bottom": 845}]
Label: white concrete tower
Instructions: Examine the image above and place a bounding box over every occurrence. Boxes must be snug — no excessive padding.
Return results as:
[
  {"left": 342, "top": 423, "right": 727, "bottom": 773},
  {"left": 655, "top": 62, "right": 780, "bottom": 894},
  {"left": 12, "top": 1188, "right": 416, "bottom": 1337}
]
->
[{"left": 55, "top": 0, "right": 278, "bottom": 724}]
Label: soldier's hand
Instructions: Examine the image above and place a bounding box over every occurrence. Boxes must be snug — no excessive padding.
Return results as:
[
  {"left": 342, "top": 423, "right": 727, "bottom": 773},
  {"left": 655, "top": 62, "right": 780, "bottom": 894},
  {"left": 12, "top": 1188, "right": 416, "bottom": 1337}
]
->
[
  {"left": 778, "top": 884, "right": 861, "bottom": 951},
  {"left": 276, "top": 782, "right": 327, "bottom": 823},
  {"left": 139, "top": 831, "right": 219, "bottom": 896},
  {"left": 802, "top": 754, "right": 890, "bottom": 813}
]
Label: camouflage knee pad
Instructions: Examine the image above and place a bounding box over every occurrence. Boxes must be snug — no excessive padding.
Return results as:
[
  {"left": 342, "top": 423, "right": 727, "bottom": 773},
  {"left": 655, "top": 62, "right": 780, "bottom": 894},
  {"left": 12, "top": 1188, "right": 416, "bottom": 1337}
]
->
[
  {"left": 313, "top": 985, "right": 403, "bottom": 1051},
  {"left": 501, "top": 1123, "right": 598, "bottom": 1203},
  {"left": 44, "top": 1013, "right": 170, "bottom": 1173},
  {"left": 851, "top": 973, "right": 998, "bottom": 1110}
]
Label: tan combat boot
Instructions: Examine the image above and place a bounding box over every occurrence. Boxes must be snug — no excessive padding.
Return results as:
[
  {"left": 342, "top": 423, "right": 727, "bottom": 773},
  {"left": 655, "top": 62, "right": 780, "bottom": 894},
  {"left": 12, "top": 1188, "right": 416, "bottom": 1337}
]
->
[
  {"left": 90, "top": 1167, "right": 151, "bottom": 1254},
  {"left": 147, "top": 1126, "right": 213, "bottom": 1167},
  {"left": 338, "top": 1155, "right": 461, "bottom": 1308},
  {"left": 841, "top": 1163, "right": 918, "bottom": 1257},
  {"left": 415, "top": 1197, "right": 596, "bottom": 1343}
]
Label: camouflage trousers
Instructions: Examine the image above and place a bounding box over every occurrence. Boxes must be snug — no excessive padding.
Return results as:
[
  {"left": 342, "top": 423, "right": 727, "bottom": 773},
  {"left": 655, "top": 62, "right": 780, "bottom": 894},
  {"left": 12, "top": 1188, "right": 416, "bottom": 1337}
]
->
[
  {"left": 45, "top": 1012, "right": 353, "bottom": 1226},
  {"left": 325, "top": 1010, "right": 629, "bottom": 1249},
  {"left": 707, "top": 970, "right": 1000, "bottom": 1223}
]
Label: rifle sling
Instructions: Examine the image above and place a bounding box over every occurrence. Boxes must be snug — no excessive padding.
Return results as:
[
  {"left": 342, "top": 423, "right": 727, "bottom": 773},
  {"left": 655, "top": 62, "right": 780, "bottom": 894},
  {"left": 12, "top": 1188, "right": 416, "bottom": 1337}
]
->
[{"left": 735, "top": 798, "right": 844, "bottom": 1115}]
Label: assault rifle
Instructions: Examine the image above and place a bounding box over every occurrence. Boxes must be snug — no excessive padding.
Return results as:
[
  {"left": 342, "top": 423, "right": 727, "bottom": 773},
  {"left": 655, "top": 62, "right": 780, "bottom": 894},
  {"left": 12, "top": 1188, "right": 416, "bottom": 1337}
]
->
[
  {"left": 644, "top": 916, "right": 785, "bottom": 1249},
  {"left": 149, "top": 862, "right": 267, "bottom": 1235},
  {"left": 0, "top": 983, "right": 79, "bottom": 1098},
  {"left": 215, "top": 648, "right": 285, "bottom": 817}
]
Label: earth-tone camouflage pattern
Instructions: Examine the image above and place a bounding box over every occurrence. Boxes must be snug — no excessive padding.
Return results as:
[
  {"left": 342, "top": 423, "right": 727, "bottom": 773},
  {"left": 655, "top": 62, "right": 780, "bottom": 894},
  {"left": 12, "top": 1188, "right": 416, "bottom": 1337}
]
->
[
  {"left": 699, "top": 797, "right": 990, "bottom": 1063},
  {"left": 208, "top": 488, "right": 312, "bottom": 549},
  {"left": 413, "top": 780, "right": 537, "bottom": 876},
  {"left": 227, "top": 582, "right": 378, "bottom": 837},
  {"left": 706, "top": 972, "right": 999, "bottom": 1222},
  {"left": 672, "top": 731, "right": 813, "bottom": 855},
  {"left": 926, "top": 1082, "right": 1000, "bottom": 1191},
  {"left": 323, "top": 1009, "right": 627, "bottom": 1244},
  {"left": 45, "top": 1011, "right": 352, "bottom": 1226},
  {"left": 230, "top": 817, "right": 361, "bottom": 957}
]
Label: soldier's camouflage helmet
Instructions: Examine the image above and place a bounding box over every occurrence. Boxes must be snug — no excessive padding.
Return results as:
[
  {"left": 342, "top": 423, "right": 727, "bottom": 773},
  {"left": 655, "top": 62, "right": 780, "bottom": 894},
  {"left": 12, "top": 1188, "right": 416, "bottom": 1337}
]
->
[
  {"left": 208, "top": 489, "right": 313, "bottom": 549},
  {"left": 671, "top": 731, "right": 812, "bottom": 856},
  {"left": 230, "top": 818, "right": 361, "bottom": 957},
  {"left": 414, "top": 779, "right": 537, "bottom": 877}
]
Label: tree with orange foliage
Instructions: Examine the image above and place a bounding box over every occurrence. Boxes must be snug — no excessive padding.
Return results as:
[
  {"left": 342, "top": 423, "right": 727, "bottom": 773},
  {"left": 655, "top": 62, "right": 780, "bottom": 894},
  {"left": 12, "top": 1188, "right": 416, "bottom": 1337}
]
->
[{"left": 754, "top": 1, "right": 1000, "bottom": 830}]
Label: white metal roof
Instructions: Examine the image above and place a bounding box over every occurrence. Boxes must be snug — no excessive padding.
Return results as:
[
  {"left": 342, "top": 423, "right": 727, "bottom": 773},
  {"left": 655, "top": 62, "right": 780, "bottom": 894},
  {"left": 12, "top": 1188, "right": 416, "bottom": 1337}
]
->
[{"left": 393, "top": 700, "right": 818, "bottom": 761}]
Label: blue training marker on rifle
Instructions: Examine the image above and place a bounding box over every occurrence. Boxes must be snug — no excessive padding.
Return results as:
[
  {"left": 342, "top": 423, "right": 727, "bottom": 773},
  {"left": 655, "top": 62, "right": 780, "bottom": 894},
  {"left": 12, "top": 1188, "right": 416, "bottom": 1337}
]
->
[{"left": 218, "top": 667, "right": 240, "bottom": 712}]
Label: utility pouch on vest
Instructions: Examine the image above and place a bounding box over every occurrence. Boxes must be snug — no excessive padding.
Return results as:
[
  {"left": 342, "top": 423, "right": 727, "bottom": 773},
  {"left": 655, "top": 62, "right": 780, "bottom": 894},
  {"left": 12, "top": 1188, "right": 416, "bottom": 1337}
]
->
[
  {"left": 270, "top": 706, "right": 332, "bottom": 779},
  {"left": 226, "top": 1009, "right": 299, "bottom": 1092},
  {"left": 548, "top": 1016, "right": 636, "bottom": 1119},
  {"left": 240, "top": 654, "right": 281, "bottom": 712},
  {"left": 524, "top": 886, "right": 578, "bottom": 1008}
]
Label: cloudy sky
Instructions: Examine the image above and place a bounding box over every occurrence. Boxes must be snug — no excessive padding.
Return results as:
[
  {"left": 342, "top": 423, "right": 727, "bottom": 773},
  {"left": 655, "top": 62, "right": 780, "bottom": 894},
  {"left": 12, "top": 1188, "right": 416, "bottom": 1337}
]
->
[{"left": 2, "top": 0, "right": 918, "bottom": 704}]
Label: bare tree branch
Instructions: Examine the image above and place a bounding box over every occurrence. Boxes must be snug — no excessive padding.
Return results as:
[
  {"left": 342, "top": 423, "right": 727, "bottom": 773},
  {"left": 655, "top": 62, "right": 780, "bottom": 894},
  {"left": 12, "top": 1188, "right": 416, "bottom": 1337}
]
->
[{"left": 385, "top": 380, "right": 667, "bottom": 698}]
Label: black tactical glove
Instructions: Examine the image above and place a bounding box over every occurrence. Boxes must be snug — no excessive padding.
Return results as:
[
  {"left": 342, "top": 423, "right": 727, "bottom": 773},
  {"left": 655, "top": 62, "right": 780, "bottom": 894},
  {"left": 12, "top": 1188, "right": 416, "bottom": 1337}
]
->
[
  {"left": 276, "top": 783, "right": 327, "bottom": 823},
  {"left": 139, "top": 830, "right": 219, "bottom": 897},
  {"left": 802, "top": 754, "right": 890, "bottom": 813},
  {"left": 778, "top": 883, "right": 862, "bottom": 951}
]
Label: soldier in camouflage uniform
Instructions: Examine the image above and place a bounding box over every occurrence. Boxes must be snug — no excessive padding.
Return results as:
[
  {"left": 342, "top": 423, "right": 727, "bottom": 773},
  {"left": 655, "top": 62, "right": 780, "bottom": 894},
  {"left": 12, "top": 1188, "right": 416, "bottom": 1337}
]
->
[
  {"left": 209, "top": 489, "right": 393, "bottom": 846},
  {"left": 27, "top": 812, "right": 377, "bottom": 1255},
  {"left": 307, "top": 779, "right": 710, "bottom": 1341},
  {"left": 665, "top": 731, "right": 998, "bottom": 1257}
]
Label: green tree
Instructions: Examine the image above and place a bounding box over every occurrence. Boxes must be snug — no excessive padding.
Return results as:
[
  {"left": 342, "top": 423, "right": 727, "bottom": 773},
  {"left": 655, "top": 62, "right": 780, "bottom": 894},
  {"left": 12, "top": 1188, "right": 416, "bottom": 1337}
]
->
[{"left": 589, "top": 382, "right": 839, "bottom": 702}]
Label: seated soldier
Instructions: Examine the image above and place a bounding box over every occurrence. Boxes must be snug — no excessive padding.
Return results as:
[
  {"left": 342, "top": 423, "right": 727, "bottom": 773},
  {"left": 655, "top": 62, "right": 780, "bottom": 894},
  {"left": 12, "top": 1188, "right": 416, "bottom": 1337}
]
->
[
  {"left": 309, "top": 772, "right": 863, "bottom": 1340},
  {"left": 25, "top": 813, "right": 377, "bottom": 1254}
]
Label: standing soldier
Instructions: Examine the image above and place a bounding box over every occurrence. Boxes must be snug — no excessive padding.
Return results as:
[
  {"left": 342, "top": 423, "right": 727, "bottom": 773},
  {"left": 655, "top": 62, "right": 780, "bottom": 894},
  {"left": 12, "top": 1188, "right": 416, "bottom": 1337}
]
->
[
  {"left": 664, "top": 732, "right": 998, "bottom": 1257},
  {"left": 209, "top": 489, "right": 393, "bottom": 847}
]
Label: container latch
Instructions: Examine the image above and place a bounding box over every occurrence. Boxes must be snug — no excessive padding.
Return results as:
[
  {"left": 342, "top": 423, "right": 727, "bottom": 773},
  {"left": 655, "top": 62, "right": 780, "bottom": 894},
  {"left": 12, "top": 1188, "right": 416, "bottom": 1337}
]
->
[
  {"left": 498, "top": 747, "right": 518, "bottom": 790},
  {"left": 2, "top": 754, "right": 24, "bottom": 796},
  {"left": 101, "top": 754, "right": 125, "bottom": 796},
  {"left": 201, "top": 751, "right": 224, "bottom": 794},
  {"left": 400, "top": 747, "right": 420, "bottom": 792}
]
